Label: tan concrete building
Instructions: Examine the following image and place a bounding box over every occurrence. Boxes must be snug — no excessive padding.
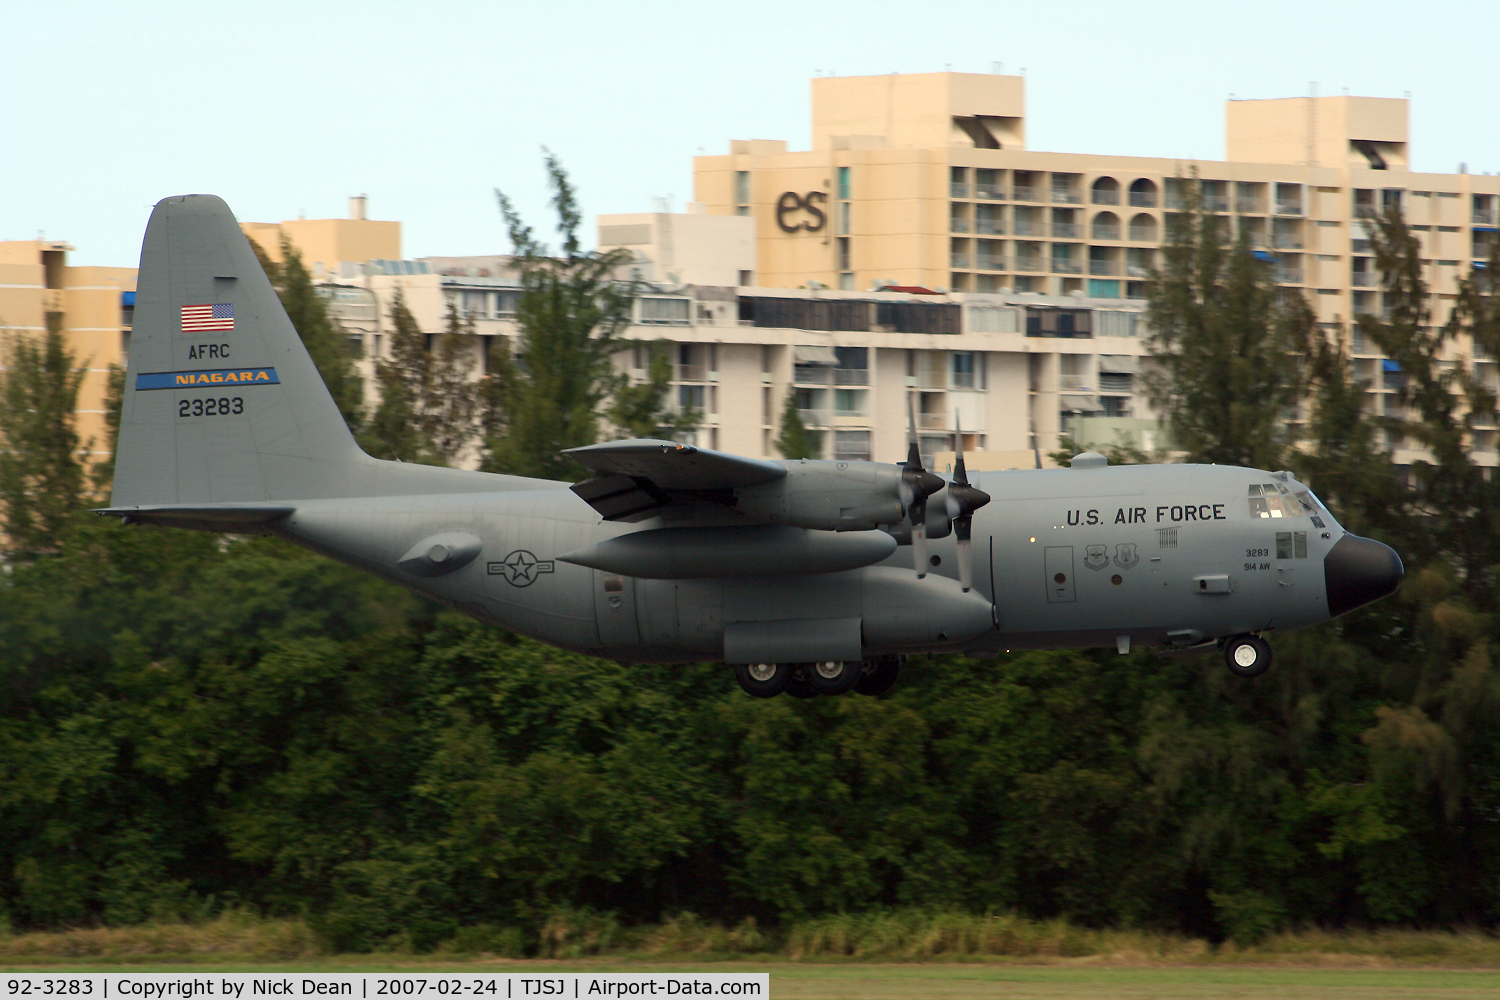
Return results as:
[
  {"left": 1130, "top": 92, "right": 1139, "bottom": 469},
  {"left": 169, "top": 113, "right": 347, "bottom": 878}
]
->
[
  {"left": 0, "top": 240, "right": 136, "bottom": 465},
  {"left": 241, "top": 196, "right": 401, "bottom": 279},
  {"left": 692, "top": 71, "right": 1500, "bottom": 466}
]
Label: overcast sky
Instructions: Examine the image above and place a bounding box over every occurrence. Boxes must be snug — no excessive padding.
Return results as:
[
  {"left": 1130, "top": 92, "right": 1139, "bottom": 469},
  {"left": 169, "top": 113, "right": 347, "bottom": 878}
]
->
[{"left": 4, "top": 0, "right": 1496, "bottom": 267}]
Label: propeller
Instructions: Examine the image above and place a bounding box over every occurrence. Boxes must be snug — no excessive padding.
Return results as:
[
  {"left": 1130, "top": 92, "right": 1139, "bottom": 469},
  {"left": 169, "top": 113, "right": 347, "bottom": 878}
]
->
[
  {"left": 944, "top": 411, "right": 991, "bottom": 592},
  {"left": 901, "top": 395, "right": 944, "bottom": 579}
]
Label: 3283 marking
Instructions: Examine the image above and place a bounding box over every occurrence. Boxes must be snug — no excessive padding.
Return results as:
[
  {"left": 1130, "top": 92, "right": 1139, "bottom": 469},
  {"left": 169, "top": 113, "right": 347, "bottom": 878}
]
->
[{"left": 178, "top": 396, "right": 243, "bottom": 418}]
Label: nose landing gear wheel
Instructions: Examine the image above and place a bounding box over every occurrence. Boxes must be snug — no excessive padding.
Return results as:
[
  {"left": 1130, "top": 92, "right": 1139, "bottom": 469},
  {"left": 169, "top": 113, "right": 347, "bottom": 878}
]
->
[
  {"left": 784, "top": 664, "right": 819, "bottom": 699},
  {"left": 1223, "top": 635, "right": 1272, "bottom": 678},
  {"left": 806, "top": 660, "right": 862, "bottom": 695},
  {"left": 734, "top": 662, "right": 792, "bottom": 697}
]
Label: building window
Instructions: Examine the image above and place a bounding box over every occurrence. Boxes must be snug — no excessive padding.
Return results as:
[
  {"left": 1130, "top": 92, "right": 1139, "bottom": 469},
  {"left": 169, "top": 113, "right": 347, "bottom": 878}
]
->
[
  {"left": 839, "top": 273, "right": 854, "bottom": 290},
  {"left": 734, "top": 170, "right": 750, "bottom": 206},
  {"left": 738, "top": 269, "right": 753, "bottom": 286},
  {"left": 836, "top": 201, "right": 851, "bottom": 235},
  {"left": 639, "top": 297, "right": 691, "bottom": 325},
  {"left": 837, "top": 237, "right": 851, "bottom": 271},
  {"left": 834, "top": 388, "right": 867, "bottom": 415},
  {"left": 834, "top": 430, "right": 871, "bottom": 461},
  {"left": 837, "top": 166, "right": 850, "bottom": 200}
]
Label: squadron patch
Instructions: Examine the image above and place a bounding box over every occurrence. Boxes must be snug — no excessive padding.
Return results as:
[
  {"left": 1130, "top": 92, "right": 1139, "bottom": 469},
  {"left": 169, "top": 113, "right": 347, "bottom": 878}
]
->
[{"left": 1084, "top": 544, "right": 1110, "bottom": 571}]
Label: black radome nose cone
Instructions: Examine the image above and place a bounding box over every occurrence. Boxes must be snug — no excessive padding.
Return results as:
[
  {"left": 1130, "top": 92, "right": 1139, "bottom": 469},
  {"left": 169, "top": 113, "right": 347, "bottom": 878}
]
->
[{"left": 1324, "top": 534, "right": 1404, "bottom": 618}]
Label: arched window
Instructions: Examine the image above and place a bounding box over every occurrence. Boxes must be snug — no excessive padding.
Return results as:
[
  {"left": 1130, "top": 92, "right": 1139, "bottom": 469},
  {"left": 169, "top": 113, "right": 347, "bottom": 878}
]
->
[
  {"left": 1091, "top": 177, "right": 1120, "bottom": 205},
  {"left": 1091, "top": 211, "right": 1121, "bottom": 240},
  {"left": 1128, "top": 178, "right": 1158, "bottom": 208},
  {"left": 1128, "top": 213, "right": 1158, "bottom": 242}
]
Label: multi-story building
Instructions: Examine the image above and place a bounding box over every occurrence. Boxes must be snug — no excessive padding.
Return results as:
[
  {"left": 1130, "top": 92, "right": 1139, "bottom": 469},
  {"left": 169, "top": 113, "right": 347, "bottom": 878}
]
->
[
  {"left": 0, "top": 240, "right": 136, "bottom": 465},
  {"left": 691, "top": 71, "right": 1500, "bottom": 466}
]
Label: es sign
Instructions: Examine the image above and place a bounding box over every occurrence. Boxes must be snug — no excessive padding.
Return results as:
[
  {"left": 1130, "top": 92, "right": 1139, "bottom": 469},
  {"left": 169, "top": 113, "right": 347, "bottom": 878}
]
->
[{"left": 775, "top": 191, "right": 827, "bottom": 233}]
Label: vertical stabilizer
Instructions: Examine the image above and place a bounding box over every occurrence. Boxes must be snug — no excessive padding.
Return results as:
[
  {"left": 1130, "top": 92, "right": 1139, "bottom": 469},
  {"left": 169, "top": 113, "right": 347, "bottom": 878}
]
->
[{"left": 111, "top": 194, "right": 364, "bottom": 507}]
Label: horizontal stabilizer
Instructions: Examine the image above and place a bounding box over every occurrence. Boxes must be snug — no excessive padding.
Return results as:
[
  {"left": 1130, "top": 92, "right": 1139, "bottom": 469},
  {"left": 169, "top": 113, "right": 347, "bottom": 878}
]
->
[{"left": 96, "top": 503, "right": 294, "bottom": 528}]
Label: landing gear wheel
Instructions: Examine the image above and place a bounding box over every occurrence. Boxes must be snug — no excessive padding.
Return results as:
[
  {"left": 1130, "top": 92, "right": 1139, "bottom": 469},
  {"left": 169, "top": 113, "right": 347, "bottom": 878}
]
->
[
  {"left": 1224, "top": 635, "right": 1272, "bottom": 678},
  {"left": 734, "top": 662, "right": 792, "bottom": 698},
  {"left": 784, "top": 665, "right": 819, "bottom": 699},
  {"left": 807, "top": 660, "right": 863, "bottom": 695},
  {"left": 854, "top": 657, "right": 901, "bottom": 697}
]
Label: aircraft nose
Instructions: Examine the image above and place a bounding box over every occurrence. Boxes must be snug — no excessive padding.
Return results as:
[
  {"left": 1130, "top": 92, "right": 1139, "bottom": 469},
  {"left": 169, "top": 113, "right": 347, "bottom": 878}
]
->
[{"left": 1324, "top": 534, "right": 1404, "bottom": 618}]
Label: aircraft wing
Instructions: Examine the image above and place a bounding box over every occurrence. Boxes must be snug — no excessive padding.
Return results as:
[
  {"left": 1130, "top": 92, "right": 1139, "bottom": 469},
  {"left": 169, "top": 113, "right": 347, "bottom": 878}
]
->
[{"left": 564, "top": 439, "right": 786, "bottom": 521}]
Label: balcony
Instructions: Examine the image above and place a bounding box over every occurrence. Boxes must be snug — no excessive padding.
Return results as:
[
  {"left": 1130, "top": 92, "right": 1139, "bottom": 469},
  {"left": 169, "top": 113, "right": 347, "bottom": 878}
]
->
[
  {"left": 793, "top": 364, "right": 833, "bottom": 385},
  {"left": 975, "top": 220, "right": 1003, "bottom": 235},
  {"left": 1352, "top": 239, "right": 1371, "bottom": 253},
  {"left": 918, "top": 412, "right": 948, "bottom": 430},
  {"left": 1092, "top": 224, "right": 1121, "bottom": 241},
  {"left": 950, "top": 218, "right": 970, "bottom": 233},
  {"left": 1351, "top": 272, "right": 1374, "bottom": 287},
  {"left": 1089, "top": 259, "right": 1121, "bottom": 276},
  {"left": 1013, "top": 185, "right": 1041, "bottom": 202},
  {"left": 1275, "top": 201, "right": 1303, "bottom": 216},
  {"left": 798, "top": 408, "right": 828, "bottom": 427},
  {"left": 1013, "top": 221, "right": 1042, "bottom": 236},
  {"left": 1127, "top": 226, "right": 1157, "bottom": 242},
  {"left": 1052, "top": 222, "right": 1082, "bottom": 239},
  {"left": 1204, "top": 196, "right": 1229, "bottom": 213},
  {"left": 1058, "top": 374, "right": 1090, "bottom": 391},
  {"left": 1274, "top": 267, "right": 1303, "bottom": 284},
  {"left": 678, "top": 364, "right": 710, "bottom": 382},
  {"left": 1052, "top": 188, "right": 1083, "bottom": 204},
  {"left": 1272, "top": 234, "right": 1304, "bottom": 249},
  {"left": 976, "top": 255, "right": 1004, "bottom": 271},
  {"left": 1014, "top": 256, "right": 1045, "bottom": 272},
  {"left": 1052, "top": 259, "right": 1083, "bottom": 274},
  {"left": 950, "top": 182, "right": 969, "bottom": 198},
  {"left": 1126, "top": 263, "right": 1151, "bottom": 278},
  {"left": 1475, "top": 210, "right": 1498, "bottom": 226},
  {"left": 950, "top": 253, "right": 970, "bottom": 268},
  {"left": 1099, "top": 373, "right": 1133, "bottom": 393},
  {"left": 1129, "top": 191, "right": 1157, "bottom": 208},
  {"left": 834, "top": 368, "right": 869, "bottom": 385},
  {"left": 1092, "top": 189, "right": 1120, "bottom": 205},
  {"left": 1236, "top": 198, "right": 1265, "bottom": 213},
  {"left": 976, "top": 185, "right": 1005, "bottom": 200}
]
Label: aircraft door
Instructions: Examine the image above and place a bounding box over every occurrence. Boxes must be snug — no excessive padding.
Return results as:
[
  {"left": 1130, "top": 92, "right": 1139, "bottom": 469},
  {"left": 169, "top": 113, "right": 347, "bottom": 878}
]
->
[
  {"left": 594, "top": 571, "right": 640, "bottom": 648},
  {"left": 1044, "top": 546, "right": 1076, "bottom": 603}
]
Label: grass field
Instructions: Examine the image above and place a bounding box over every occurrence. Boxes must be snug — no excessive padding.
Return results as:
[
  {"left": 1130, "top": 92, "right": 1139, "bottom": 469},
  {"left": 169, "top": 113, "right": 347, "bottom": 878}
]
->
[
  {"left": 3, "top": 960, "right": 1500, "bottom": 999},
  {"left": 6, "top": 913, "right": 1500, "bottom": 997}
]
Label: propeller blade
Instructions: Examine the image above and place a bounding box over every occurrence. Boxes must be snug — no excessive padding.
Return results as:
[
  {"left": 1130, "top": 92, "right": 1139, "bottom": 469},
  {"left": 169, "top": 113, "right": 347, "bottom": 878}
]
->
[
  {"left": 900, "top": 392, "right": 943, "bottom": 577},
  {"left": 948, "top": 409, "right": 991, "bottom": 592}
]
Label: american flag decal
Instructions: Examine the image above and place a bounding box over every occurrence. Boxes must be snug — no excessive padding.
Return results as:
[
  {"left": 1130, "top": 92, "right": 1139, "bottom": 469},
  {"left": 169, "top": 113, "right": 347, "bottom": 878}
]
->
[{"left": 181, "top": 303, "right": 234, "bottom": 332}]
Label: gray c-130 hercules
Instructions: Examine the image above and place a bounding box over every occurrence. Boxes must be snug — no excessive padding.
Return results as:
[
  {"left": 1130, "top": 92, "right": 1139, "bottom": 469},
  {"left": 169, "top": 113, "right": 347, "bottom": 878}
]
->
[{"left": 101, "top": 195, "right": 1404, "bottom": 696}]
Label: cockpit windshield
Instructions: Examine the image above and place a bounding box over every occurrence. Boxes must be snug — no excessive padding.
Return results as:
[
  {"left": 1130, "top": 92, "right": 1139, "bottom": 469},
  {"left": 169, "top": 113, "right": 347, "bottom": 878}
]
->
[{"left": 1248, "top": 482, "right": 1328, "bottom": 529}]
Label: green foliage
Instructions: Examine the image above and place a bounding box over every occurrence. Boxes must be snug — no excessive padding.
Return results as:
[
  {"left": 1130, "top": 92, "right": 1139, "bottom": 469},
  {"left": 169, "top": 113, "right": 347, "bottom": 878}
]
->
[
  {"left": 0, "top": 318, "right": 89, "bottom": 552},
  {"left": 775, "top": 387, "right": 816, "bottom": 459},
  {"left": 361, "top": 291, "right": 479, "bottom": 465},
  {"left": 1144, "top": 172, "right": 1315, "bottom": 469},
  {"left": 608, "top": 342, "right": 695, "bottom": 440},
  {"left": 250, "top": 236, "right": 363, "bottom": 431},
  {"left": 483, "top": 153, "right": 638, "bottom": 479}
]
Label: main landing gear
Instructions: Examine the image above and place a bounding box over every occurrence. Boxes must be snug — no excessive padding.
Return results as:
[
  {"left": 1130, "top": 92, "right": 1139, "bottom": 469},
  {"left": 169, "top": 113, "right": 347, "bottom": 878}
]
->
[
  {"left": 1223, "top": 634, "right": 1273, "bottom": 678},
  {"left": 733, "top": 657, "right": 901, "bottom": 698}
]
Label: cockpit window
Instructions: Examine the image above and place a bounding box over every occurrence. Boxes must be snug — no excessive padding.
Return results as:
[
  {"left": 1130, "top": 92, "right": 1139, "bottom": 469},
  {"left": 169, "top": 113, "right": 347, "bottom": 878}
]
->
[{"left": 1248, "top": 482, "right": 1302, "bottom": 518}]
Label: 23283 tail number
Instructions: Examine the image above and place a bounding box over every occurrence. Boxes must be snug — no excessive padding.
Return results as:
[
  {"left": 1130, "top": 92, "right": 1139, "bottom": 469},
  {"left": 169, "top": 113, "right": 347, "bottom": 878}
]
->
[{"left": 178, "top": 396, "right": 243, "bottom": 418}]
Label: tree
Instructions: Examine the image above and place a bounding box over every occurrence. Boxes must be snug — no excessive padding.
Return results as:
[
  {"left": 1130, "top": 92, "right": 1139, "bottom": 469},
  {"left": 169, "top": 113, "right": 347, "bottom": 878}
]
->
[
  {"left": 1143, "top": 173, "right": 1314, "bottom": 469},
  {"left": 362, "top": 290, "right": 480, "bottom": 466},
  {"left": 483, "top": 152, "right": 638, "bottom": 480},
  {"left": 0, "top": 316, "right": 89, "bottom": 553},
  {"left": 607, "top": 341, "right": 696, "bottom": 440},
  {"left": 775, "top": 387, "right": 817, "bottom": 460},
  {"left": 249, "top": 236, "right": 364, "bottom": 430}
]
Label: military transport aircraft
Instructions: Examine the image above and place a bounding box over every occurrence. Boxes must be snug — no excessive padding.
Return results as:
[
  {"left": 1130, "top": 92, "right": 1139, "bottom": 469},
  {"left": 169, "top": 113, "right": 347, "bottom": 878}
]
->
[{"left": 101, "top": 195, "right": 1403, "bottom": 697}]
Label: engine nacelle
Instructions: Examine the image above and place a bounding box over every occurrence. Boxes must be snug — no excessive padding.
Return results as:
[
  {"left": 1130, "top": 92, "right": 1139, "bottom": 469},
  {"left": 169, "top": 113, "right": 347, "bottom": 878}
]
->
[{"left": 734, "top": 460, "right": 906, "bottom": 531}]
